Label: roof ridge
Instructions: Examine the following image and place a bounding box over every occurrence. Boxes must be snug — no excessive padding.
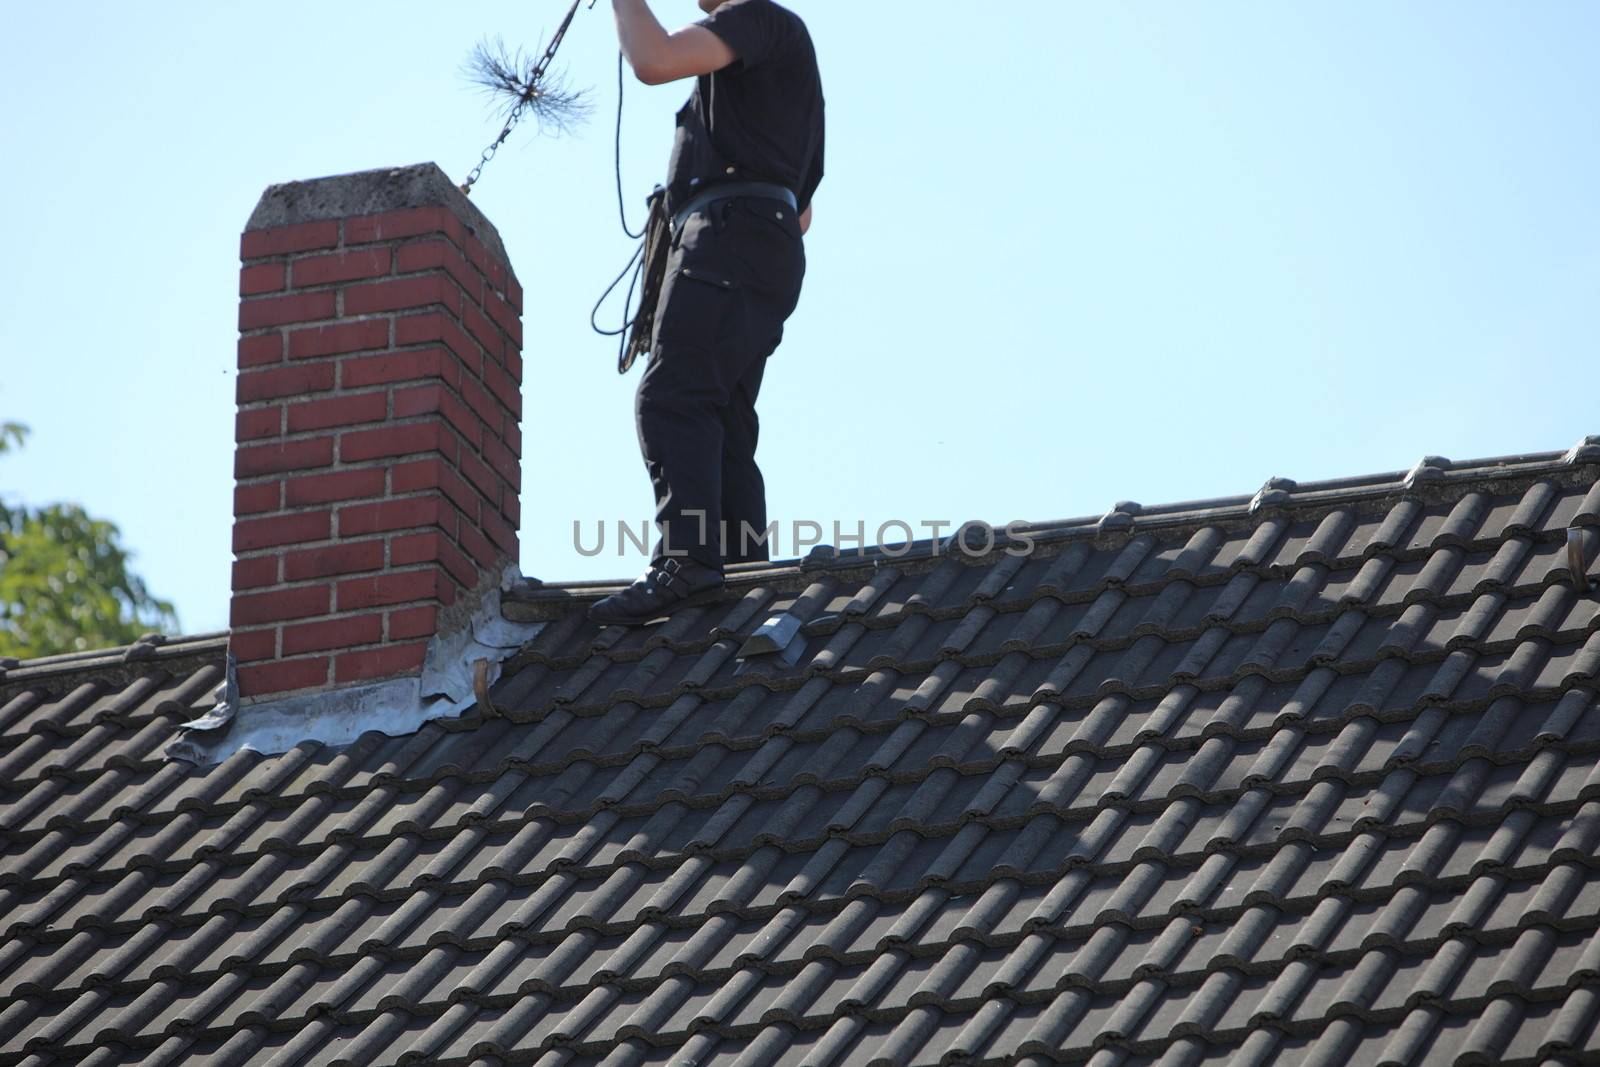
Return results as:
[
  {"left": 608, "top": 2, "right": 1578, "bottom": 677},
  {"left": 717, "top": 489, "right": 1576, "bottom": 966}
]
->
[
  {"left": 0, "top": 631, "right": 229, "bottom": 688},
  {"left": 510, "top": 436, "right": 1600, "bottom": 603},
  {"left": 4, "top": 440, "right": 1593, "bottom": 675}
]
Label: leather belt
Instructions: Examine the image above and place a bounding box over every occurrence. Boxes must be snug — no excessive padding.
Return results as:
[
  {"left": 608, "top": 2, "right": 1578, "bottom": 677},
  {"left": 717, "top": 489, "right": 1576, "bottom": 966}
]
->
[{"left": 671, "top": 181, "right": 798, "bottom": 234}]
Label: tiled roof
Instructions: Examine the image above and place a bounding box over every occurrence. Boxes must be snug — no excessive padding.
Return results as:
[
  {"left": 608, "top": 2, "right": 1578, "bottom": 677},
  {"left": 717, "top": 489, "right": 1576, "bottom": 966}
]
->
[{"left": 4, "top": 445, "right": 1600, "bottom": 1066}]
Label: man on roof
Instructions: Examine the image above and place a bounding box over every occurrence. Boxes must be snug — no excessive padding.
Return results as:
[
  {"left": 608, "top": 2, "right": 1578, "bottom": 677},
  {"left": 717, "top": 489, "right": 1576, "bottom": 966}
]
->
[{"left": 589, "top": 0, "right": 826, "bottom": 626}]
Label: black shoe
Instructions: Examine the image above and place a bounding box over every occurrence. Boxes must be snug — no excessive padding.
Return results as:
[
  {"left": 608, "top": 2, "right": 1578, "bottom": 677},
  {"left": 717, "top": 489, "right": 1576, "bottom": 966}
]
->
[{"left": 588, "top": 557, "right": 726, "bottom": 626}]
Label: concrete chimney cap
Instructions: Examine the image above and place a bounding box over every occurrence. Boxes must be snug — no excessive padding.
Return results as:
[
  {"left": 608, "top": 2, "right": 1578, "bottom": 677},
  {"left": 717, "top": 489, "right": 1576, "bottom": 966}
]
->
[{"left": 245, "top": 162, "right": 510, "bottom": 268}]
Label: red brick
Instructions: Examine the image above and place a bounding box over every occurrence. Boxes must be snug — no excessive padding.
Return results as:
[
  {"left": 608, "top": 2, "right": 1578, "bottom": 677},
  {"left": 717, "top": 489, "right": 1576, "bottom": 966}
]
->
[
  {"left": 459, "top": 375, "right": 506, "bottom": 430},
  {"left": 228, "top": 627, "right": 278, "bottom": 663},
  {"left": 285, "top": 468, "right": 386, "bottom": 507},
  {"left": 443, "top": 392, "right": 486, "bottom": 449},
  {"left": 441, "top": 547, "right": 476, "bottom": 588},
  {"left": 505, "top": 422, "right": 522, "bottom": 459},
  {"left": 236, "top": 406, "right": 282, "bottom": 442},
  {"left": 396, "top": 531, "right": 448, "bottom": 563},
  {"left": 239, "top": 290, "right": 336, "bottom": 331},
  {"left": 282, "top": 614, "right": 384, "bottom": 655},
  {"left": 345, "top": 206, "right": 463, "bottom": 246},
  {"left": 482, "top": 359, "right": 522, "bottom": 420},
  {"left": 286, "top": 392, "right": 388, "bottom": 433},
  {"left": 237, "top": 362, "right": 336, "bottom": 403},
  {"left": 238, "top": 655, "right": 330, "bottom": 698},
  {"left": 337, "top": 569, "right": 442, "bottom": 610},
  {"left": 391, "top": 383, "right": 443, "bottom": 419},
  {"left": 506, "top": 273, "right": 523, "bottom": 314},
  {"left": 230, "top": 583, "right": 330, "bottom": 626},
  {"left": 232, "top": 510, "right": 331, "bottom": 553},
  {"left": 288, "top": 319, "right": 391, "bottom": 360},
  {"left": 393, "top": 384, "right": 483, "bottom": 448},
  {"left": 334, "top": 641, "right": 428, "bottom": 684},
  {"left": 387, "top": 605, "right": 438, "bottom": 641},
  {"left": 390, "top": 456, "right": 442, "bottom": 490},
  {"left": 389, "top": 531, "right": 476, "bottom": 588},
  {"left": 241, "top": 262, "right": 286, "bottom": 296},
  {"left": 463, "top": 233, "right": 508, "bottom": 292},
  {"left": 484, "top": 289, "right": 522, "bottom": 348},
  {"left": 235, "top": 436, "right": 335, "bottom": 478},
  {"left": 395, "top": 238, "right": 482, "bottom": 299},
  {"left": 283, "top": 540, "right": 385, "bottom": 582},
  {"left": 388, "top": 530, "right": 443, "bottom": 566},
  {"left": 457, "top": 450, "right": 502, "bottom": 505},
  {"left": 233, "top": 481, "right": 281, "bottom": 517},
  {"left": 483, "top": 435, "right": 520, "bottom": 490},
  {"left": 458, "top": 521, "right": 500, "bottom": 570},
  {"left": 483, "top": 508, "right": 517, "bottom": 555},
  {"left": 343, "top": 275, "right": 465, "bottom": 317},
  {"left": 395, "top": 312, "right": 484, "bottom": 376},
  {"left": 339, "top": 421, "right": 453, "bottom": 464},
  {"left": 291, "top": 247, "right": 392, "bottom": 288},
  {"left": 501, "top": 491, "right": 520, "bottom": 528},
  {"left": 461, "top": 301, "right": 506, "bottom": 365},
  {"left": 338, "top": 496, "right": 447, "bottom": 537},
  {"left": 340, "top": 347, "right": 460, "bottom": 389},
  {"left": 438, "top": 540, "right": 478, "bottom": 588},
  {"left": 393, "top": 457, "right": 478, "bottom": 517},
  {"left": 241, "top": 220, "right": 340, "bottom": 259},
  {"left": 505, "top": 345, "right": 522, "bottom": 380},
  {"left": 238, "top": 332, "right": 284, "bottom": 369},
  {"left": 454, "top": 490, "right": 481, "bottom": 527},
  {"left": 232, "top": 555, "right": 280, "bottom": 591}
]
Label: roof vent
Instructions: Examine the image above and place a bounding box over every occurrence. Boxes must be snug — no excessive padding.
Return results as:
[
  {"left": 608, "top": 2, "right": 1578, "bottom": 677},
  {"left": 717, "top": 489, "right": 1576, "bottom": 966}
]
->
[
  {"left": 1563, "top": 434, "right": 1600, "bottom": 466},
  {"left": 120, "top": 632, "right": 168, "bottom": 664},
  {"left": 737, "top": 612, "right": 805, "bottom": 664},
  {"left": 1403, "top": 455, "right": 1451, "bottom": 488},
  {"left": 801, "top": 543, "right": 838, "bottom": 571},
  {"left": 1249, "top": 477, "right": 1297, "bottom": 514},
  {"left": 944, "top": 520, "right": 994, "bottom": 554},
  {"left": 1097, "top": 500, "right": 1141, "bottom": 534}
]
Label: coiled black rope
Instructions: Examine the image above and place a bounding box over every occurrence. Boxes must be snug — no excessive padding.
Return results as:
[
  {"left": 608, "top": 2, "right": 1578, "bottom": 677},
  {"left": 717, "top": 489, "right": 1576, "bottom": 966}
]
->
[
  {"left": 612, "top": 52, "right": 645, "bottom": 242},
  {"left": 591, "top": 52, "right": 667, "bottom": 375}
]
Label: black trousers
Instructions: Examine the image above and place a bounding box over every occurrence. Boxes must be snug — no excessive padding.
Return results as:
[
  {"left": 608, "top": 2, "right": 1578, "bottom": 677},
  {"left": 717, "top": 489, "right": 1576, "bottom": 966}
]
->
[{"left": 636, "top": 194, "right": 806, "bottom": 570}]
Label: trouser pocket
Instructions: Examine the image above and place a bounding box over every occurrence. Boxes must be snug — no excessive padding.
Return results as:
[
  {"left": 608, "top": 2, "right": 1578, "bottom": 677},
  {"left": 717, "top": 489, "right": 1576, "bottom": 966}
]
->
[{"left": 652, "top": 260, "right": 747, "bottom": 356}]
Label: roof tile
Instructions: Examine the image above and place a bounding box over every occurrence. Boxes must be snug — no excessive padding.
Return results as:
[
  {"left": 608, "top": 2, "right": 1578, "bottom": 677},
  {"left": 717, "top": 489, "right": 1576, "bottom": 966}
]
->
[{"left": 7, "top": 451, "right": 1600, "bottom": 1063}]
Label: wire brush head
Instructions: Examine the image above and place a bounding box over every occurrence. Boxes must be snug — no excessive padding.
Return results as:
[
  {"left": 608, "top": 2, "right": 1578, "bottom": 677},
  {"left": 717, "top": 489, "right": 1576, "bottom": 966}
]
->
[{"left": 462, "top": 34, "right": 593, "bottom": 136}]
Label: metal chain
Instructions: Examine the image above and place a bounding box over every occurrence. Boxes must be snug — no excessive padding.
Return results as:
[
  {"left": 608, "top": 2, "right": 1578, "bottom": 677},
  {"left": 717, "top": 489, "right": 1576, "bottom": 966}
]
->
[
  {"left": 459, "top": 0, "right": 596, "bottom": 196},
  {"left": 460, "top": 109, "right": 526, "bottom": 196}
]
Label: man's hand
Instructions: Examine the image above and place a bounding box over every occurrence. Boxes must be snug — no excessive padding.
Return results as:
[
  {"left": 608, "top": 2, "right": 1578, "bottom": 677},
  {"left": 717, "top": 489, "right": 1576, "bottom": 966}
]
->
[
  {"left": 614, "top": 0, "right": 737, "bottom": 85},
  {"left": 799, "top": 203, "right": 812, "bottom": 235}
]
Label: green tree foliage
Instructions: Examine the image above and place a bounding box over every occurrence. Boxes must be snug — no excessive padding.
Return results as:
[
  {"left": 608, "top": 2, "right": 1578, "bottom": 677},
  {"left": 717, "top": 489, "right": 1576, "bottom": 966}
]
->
[{"left": 0, "top": 422, "right": 179, "bottom": 659}]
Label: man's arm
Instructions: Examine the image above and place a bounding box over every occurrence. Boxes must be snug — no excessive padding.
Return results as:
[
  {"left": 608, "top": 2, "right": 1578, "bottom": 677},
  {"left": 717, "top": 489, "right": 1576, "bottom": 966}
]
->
[
  {"left": 613, "top": 0, "right": 737, "bottom": 85},
  {"left": 799, "top": 203, "right": 812, "bottom": 235}
]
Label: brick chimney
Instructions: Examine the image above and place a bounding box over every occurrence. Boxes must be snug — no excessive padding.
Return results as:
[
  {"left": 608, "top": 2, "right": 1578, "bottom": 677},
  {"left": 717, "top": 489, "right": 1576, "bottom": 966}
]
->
[{"left": 230, "top": 163, "right": 522, "bottom": 703}]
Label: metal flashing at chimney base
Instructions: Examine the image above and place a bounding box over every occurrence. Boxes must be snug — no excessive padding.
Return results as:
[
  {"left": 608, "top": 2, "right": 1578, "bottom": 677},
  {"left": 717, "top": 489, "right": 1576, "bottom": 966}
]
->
[{"left": 165, "top": 564, "right": 543, "bottom": 766}]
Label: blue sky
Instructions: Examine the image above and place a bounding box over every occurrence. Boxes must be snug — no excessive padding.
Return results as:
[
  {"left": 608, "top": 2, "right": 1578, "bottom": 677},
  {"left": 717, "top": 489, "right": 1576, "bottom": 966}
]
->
[{"left": 2, "top": 1, "right": 1596, "bottom": 636}]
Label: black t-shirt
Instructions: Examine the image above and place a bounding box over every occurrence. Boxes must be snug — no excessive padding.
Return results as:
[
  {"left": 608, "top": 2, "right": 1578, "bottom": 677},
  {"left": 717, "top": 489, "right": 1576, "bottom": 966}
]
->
[{"left": 663, "top": 0, "right": 825, "bottom": 217}]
